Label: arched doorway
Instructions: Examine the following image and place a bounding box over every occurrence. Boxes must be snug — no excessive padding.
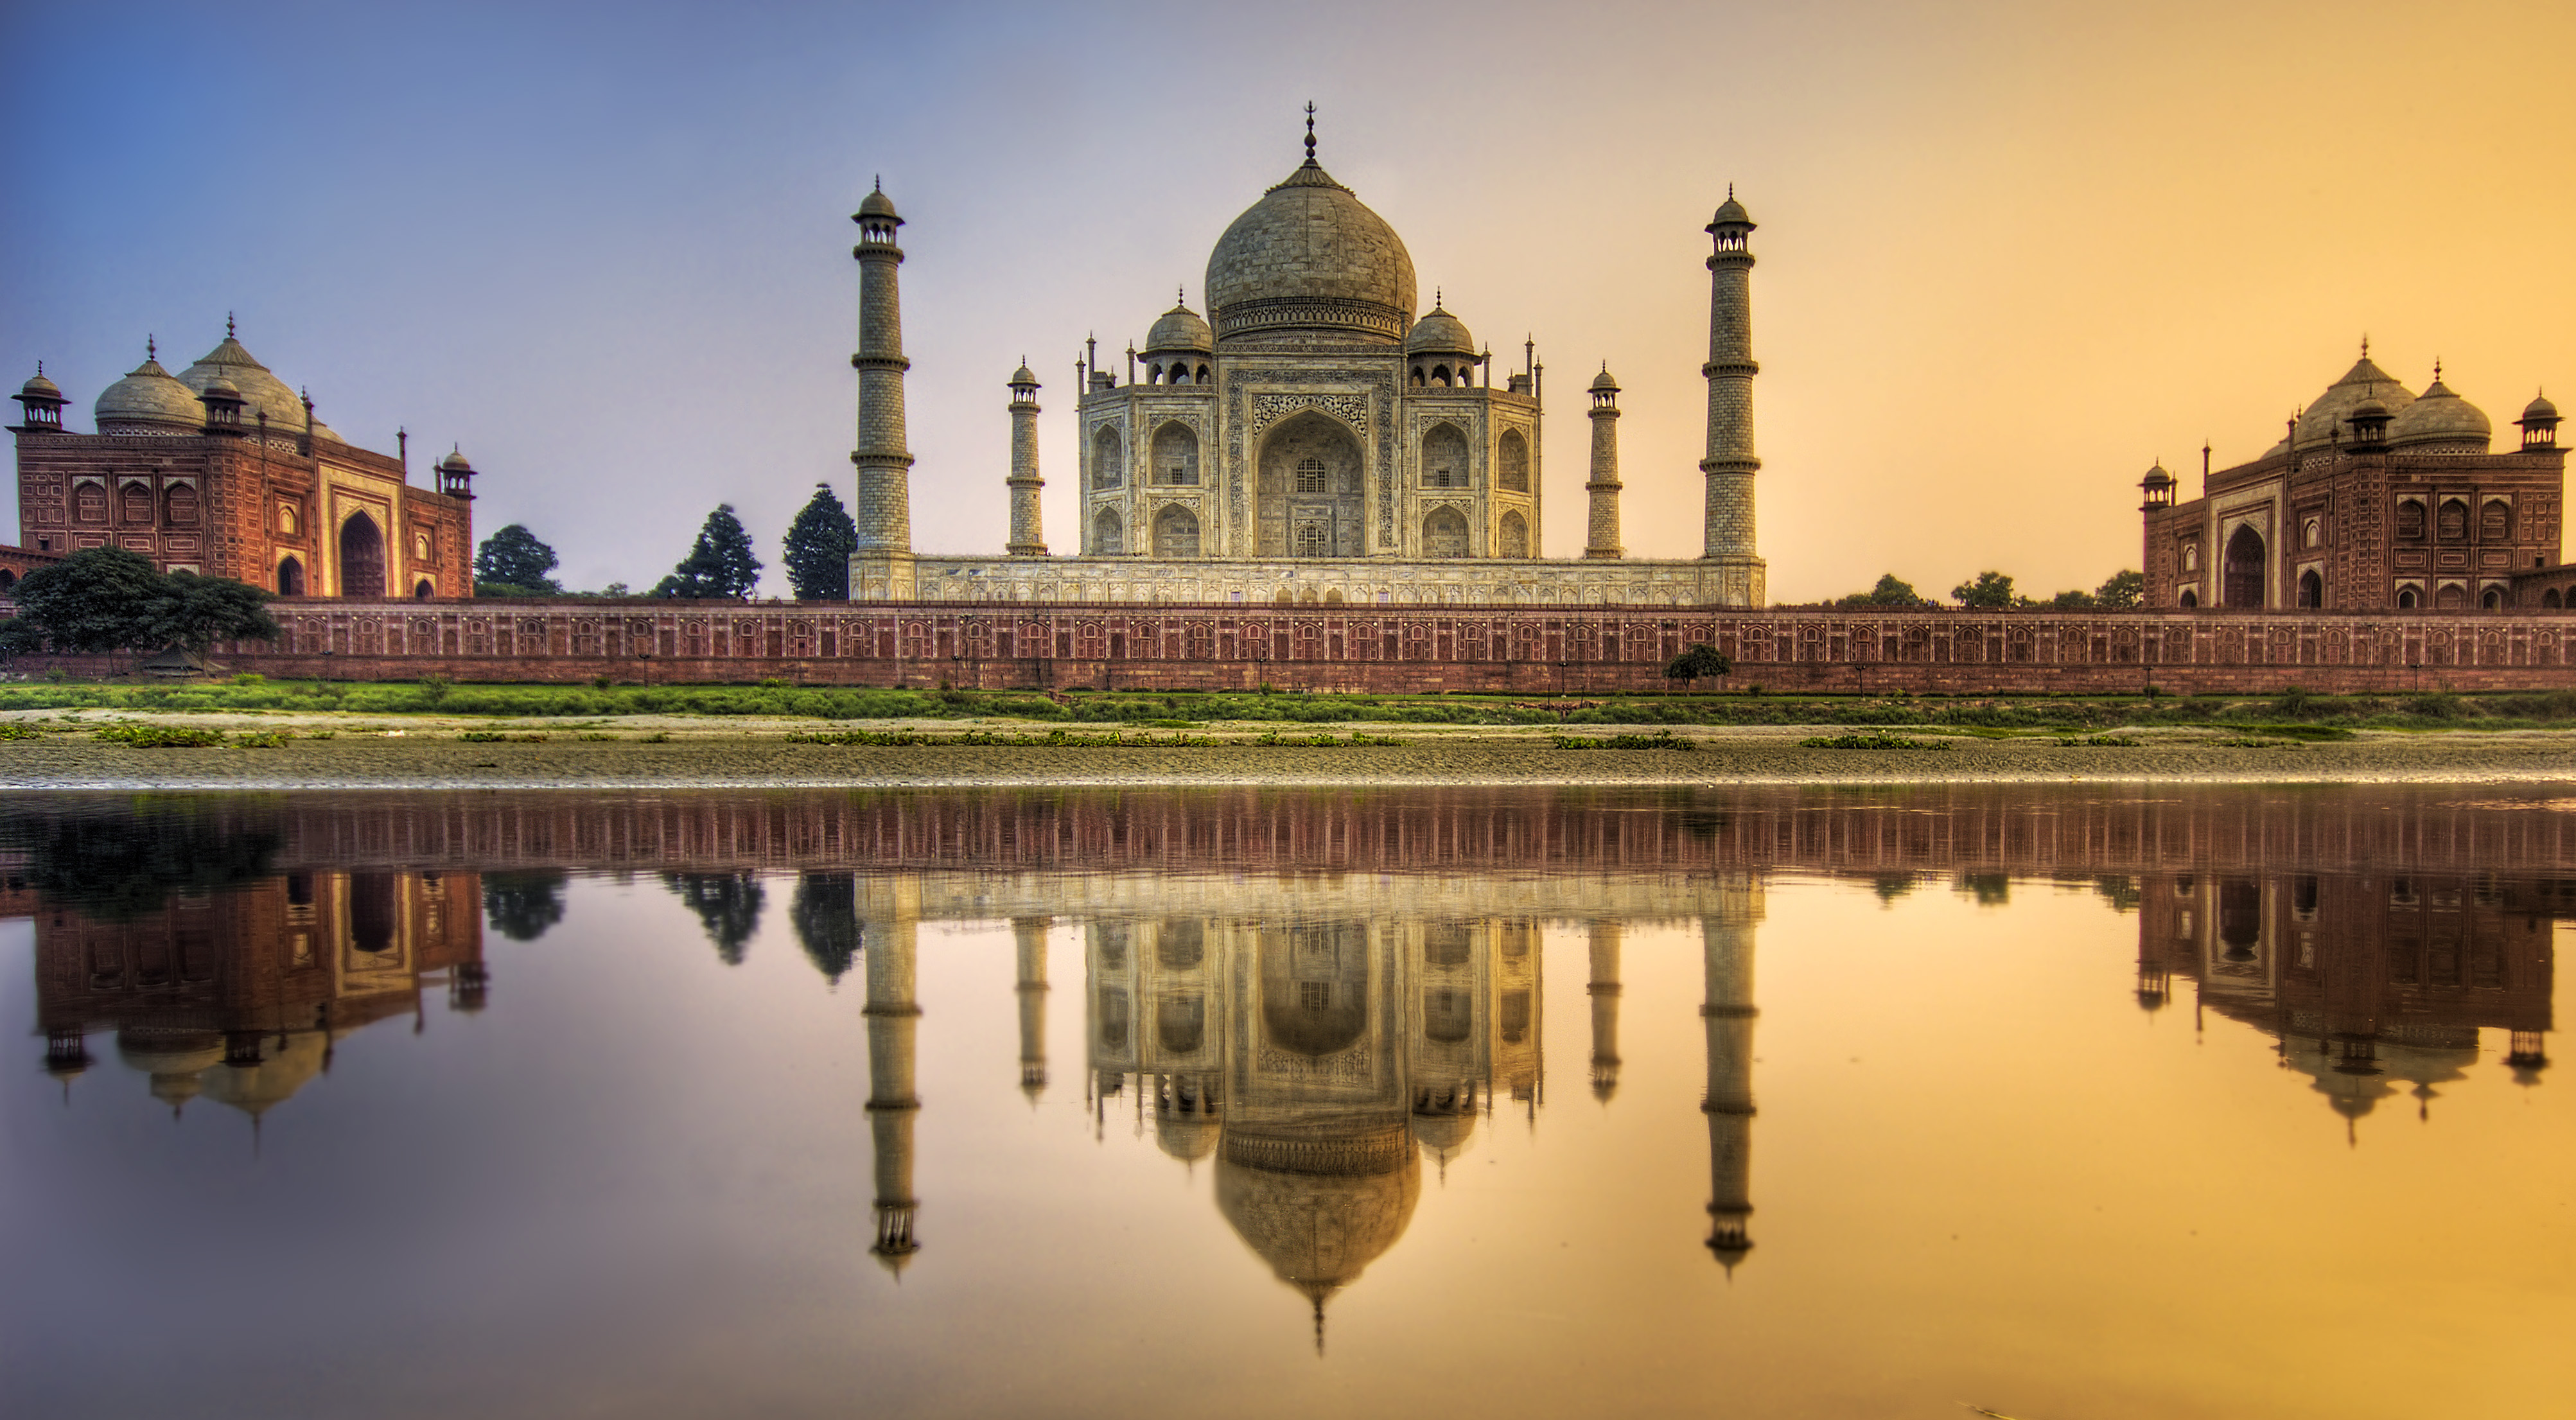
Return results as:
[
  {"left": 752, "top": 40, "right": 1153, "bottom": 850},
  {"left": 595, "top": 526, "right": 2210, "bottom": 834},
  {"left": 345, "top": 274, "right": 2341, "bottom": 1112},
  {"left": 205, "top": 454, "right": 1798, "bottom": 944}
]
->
[
  {"left": 338, "top": 511, "right": 386, "bottom": 598},
  {"left": 2397, "top": 586, "right": 2420, "bottom": 610},
  {"left": 2221, "top": 525, "right": 2266, "bottom": 608},
  {"left": 1497, "top": 510, "right": 1530, "bottom": 558},
  {"left": 1423, "top": 507, "right": 1468, "bottom": 557},
  {"left": 1496, "top": 430, "right": 1530, "bottom": 492},
  {"left": 1259, "top": 922, "right": 1369, "bottom": 1058},
  {"left": 414, "top": 578, "right": 436, "bottom": 600},
  {"left": 277, "top": 556, "right": 304, "bottom": 595},
  {"left": 2296, "top": 569, "right": 2322, "bottom": 608},
  {"left": 2546, "top": 589, "right": 2564, "bottom": 610},
  {"left": 1257, "top": 411, "right": 1363, "bottom": 557},
  {"left": 1152, "top": 504, "right": 1199, "bottom": 557},
  {"left": 1092, "top": 507, "right": 1124, "bottom": 556},
  {"left": 1091, "top": 426, "right": 1125, "bottom": 491},
  {"left": 2178, "top": 588, "right": 2198, "bottom": 608},
  {"left": 0, "top": 569, "right": 15, "bottom": 594},
  {"left": 2481, "top": 586, "right": 2503, "bottom": 611},
  {"left": 1152, "top": 422, "right": 1199, "bottom": 486}
]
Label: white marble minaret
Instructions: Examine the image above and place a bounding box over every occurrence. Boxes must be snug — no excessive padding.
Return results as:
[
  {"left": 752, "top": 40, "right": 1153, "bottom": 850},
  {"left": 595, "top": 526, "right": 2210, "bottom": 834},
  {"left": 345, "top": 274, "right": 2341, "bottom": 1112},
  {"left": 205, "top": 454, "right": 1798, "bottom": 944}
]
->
[
  {"left": 863, "top": 900, "right": 922, "bottom": 1274},
  {"left": 850, "top": 180, "right": 918, "bottom": 598},
  {"left": 1584, "top": 368, "right": 1624, "bottom": 559},
  {"left": 1004, "top": 364, "right": 1045, "bottom": 556},
  {"left": 1013, "top": 916, "right": 1051, "bottom": 1098},
  {"left": 1699, "top": 190, "right": 1767, "bottom": 605},
  {"left": 1586, "top": 920, "right": 1624, "bottom": 1099}
]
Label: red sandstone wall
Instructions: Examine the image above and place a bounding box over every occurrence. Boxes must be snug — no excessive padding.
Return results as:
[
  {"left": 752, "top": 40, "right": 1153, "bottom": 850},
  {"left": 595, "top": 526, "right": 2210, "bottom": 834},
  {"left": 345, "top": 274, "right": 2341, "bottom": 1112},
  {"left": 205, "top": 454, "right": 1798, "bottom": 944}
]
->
[{"left": 19, "top": 599, "right": 2553, "bottom": 694}]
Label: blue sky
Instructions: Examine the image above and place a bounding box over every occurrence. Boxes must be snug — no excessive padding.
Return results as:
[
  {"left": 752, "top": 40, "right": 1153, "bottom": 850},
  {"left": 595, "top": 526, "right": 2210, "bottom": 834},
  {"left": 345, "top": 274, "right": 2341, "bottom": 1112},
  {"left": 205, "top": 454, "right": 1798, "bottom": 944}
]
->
[{"left": 8, "top": 1, "right": 2572, "bottom": 600}]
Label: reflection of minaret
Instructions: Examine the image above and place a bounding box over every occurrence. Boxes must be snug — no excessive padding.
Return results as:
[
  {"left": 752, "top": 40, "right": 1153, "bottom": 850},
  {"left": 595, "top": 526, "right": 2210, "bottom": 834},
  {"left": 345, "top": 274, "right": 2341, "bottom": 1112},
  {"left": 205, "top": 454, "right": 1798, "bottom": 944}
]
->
[
  {"left": 1587, "top": 921, "right": 1622, "bottom": 1101},
  {"left": 863, "top": 909, "right": 922, "bottom": 1275},
  {"left": 1013, "top": 916, "right": 1050, "bottom": 1101},
  {"left": 1701, "top": 880, "right": 1763, "bottom": 1272}
]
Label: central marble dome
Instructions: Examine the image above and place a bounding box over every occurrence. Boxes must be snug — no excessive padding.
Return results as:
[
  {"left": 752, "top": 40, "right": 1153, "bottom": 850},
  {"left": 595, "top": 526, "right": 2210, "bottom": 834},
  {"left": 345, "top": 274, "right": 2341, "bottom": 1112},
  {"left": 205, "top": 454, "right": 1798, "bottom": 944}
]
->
[{"left": 1204, "top": 158, "right": 1417, "bottom": 346}]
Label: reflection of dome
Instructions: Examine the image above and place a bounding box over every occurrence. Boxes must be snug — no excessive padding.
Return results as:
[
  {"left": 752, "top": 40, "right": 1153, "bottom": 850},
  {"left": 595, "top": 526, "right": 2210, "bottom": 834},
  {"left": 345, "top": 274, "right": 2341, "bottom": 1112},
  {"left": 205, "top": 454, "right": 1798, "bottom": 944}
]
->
[
  {"left": 1216, "top": 1123, "right": 1421, "bottom": 1317},
  {"left": 2293, "top": 356, "right": 2414, "bottom": 451},
  {"left": 1408, "top": 1109, "right": 1477, "bottom": 1169},
  {"left": 1156, "top": 1110, "right": 1218, "bottom": 1163},
  {"left": 202, "top": 1031, "right": 329, "bottom": 1119},
  {"left": 2282, "top": 1033, "right": 2476, "bottom": 1137},
  {"left": 177, "top": 330, "right": 338, "bottom": 441},
  {"left": 1205, "top": 159, "right": 1417, "bottom": 345},
  {"left": 96, "top": 349, "right": 206, "bottom": 432},
  {"left": 2387, "top": 376, "right": 2491, "bottom": 451},
  {"left": 118, "top": 1028, "right": 225, "bottom": 1112}
]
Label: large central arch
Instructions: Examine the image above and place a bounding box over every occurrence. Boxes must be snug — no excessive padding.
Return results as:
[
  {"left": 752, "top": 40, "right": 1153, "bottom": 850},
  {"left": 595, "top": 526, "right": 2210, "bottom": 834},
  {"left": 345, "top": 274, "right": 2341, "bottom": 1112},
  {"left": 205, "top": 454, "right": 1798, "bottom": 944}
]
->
[
  {"left": 1256, "top": 410, "right": 1365, "bottom": 558},
  {"left": 338, "top": 511, "right": 387, "bottom": 598},
  {"left": 2221, "top": 525, "right": 2265, "bottom": 608}
]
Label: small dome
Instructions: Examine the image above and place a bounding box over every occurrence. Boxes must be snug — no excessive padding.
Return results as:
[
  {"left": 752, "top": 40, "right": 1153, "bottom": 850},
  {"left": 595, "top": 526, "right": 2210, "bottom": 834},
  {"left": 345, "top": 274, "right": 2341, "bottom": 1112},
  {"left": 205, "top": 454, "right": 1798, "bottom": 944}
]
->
[
  {"left": 1009, "top": 362, "right": 1038, "bottom": 387},
  {"left": 1589, "top": 365, "right": 1621, "bottom": 394},
  {"left": 854, "top": 186, "right": 900, "bottom": 221},
  {"left": 1144, "top": 302, "right": 1214, "bottom": 355},
  {"left": 2521, "top": 391, "right": 2557, "bottom": 422},
  {"left": 1403, "top": 304, "right": 1476, "bottom": 358},
  {"left": 19, "top": 369, "right": 62, "bottom": 401},
  {"left": 2388, "top": 377, "right": 2491, "bottom": 451},
  {"left": 2353, "top": 396, "right": 2390, "bottom": 420},
  {"left": 96, "top": 353, "right": 204, "bottom": 432},
  {"left": 177, "top": 330, "right": 338, "bottom": 440},
  {"left": 438, "top": 447, "right": 473, "bottom": 473},
  {"left": 2142, "top": 462, "right": 2174, "bottom": 486},
  {"left": 2294, "top": 354, "right": 2414, "bottom": 451},
  {"left": 1710, "top": 192, "right": 1753, "bottom": 228},
  {"left": 202, "top": 378, "right": 241, "bottom": 399}
]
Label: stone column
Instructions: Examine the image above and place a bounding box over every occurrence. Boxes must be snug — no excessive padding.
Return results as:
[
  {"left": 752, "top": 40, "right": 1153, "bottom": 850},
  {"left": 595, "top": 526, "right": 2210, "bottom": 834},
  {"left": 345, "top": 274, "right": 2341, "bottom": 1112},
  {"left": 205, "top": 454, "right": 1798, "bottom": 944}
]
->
[
  {"left": 1586, "top": 920, "right": 1623, "bottom": 1099},
  {"left": 1006, "top": 365, "right": 1046, "bottom": 557},
  {"left": 850, "top": 184, "right": 917, "bottom": 599},
  {"left": 1699, "top": 191, "right": 1767, "bottom": 605},
  {"left": 1584, "top": 368, "right": 1624, "bottom": 559},
  {"left": 1013, "top": 916, "right": 1050, "bottom": 1099},
  {"left": 1701, "top": 877, "right": 1763, "bottom": 1272},
  {"left": 862, "top": 892, "right": 922, "bottom": 1274}
]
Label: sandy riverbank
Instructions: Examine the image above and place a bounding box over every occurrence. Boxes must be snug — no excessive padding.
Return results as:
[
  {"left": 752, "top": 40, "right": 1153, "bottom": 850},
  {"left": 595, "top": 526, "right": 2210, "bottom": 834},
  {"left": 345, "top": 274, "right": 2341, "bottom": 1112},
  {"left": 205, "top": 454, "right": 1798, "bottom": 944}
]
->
[{"left": 4, "top": 709, "right": 2573, "bottom": 788}]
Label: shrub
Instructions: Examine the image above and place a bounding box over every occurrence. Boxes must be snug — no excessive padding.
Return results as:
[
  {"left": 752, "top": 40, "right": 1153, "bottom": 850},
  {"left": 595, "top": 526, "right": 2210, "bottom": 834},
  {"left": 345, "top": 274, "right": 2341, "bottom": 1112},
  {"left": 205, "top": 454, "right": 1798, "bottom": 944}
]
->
[{"left": 92, "top": 724, "right": 226, "bottom": 748}]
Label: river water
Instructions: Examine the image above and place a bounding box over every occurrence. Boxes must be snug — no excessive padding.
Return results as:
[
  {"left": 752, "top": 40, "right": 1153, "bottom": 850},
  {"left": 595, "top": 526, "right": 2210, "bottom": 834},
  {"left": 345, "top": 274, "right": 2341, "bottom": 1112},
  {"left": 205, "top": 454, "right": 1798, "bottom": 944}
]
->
[{"left": 3, "top": 786, "right": 2568, "bottom": 1419}]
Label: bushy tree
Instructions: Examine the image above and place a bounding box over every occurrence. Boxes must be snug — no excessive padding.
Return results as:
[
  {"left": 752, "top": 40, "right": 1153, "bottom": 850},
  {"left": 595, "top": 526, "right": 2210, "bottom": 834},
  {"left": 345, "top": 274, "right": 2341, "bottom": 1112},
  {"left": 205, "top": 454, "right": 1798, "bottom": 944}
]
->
[
  {"left": 653, "top": 504, "right": 762, "bottom": 599},
  {"left": 1950, "top": 570, "right": 2017, "bottom": 609},
  {"left": 2044, "top": 588, "right": 2098, "bottom": 611},
  {"left": 483, "top": 872, "right": 569, "bottom": 943},
  {"left": 1663, "top": 644, "right": 1735, "bottom": 686},
  {"left": 1839, "top": 572, "right": 1929, "bottom": 609},
  {"left": 6, "top": 548, "right": 277, "bottom": 660},
  {"left": 475, "top": 525, "right": 561, "bottom": 595},
  {"left": 782, "top": 483, "right": 857, "bottom": 600},
  {"left": 2094, "top": 569, "right": 2145, "bottom": 610}
]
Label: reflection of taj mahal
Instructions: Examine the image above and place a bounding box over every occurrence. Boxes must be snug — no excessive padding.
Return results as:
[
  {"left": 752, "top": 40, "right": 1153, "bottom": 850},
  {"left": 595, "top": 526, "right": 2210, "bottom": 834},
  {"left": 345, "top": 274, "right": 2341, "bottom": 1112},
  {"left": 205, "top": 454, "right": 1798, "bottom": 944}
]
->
[{"left": 848, "top": 111, "right": 1766, "bottom": 607}]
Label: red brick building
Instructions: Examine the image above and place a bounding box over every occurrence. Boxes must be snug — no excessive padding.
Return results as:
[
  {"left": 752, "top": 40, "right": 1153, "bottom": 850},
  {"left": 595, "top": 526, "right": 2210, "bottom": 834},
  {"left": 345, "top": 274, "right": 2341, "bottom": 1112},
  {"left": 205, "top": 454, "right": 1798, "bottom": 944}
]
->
[
  {"left": 8, "top": 328, "right": 477, "bottom": 599},
  {"left": 2141, "top": 351, "right": 2566, "bottom": 613}
]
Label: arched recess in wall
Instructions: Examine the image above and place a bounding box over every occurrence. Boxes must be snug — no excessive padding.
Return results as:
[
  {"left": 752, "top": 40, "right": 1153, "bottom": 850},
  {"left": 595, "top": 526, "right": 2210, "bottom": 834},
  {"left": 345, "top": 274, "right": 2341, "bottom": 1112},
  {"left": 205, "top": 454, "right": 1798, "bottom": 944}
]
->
[
  {"left": 120, "top": 480, "right": 153, "bottom": 524},
  {"left": 2435, "top": 583, "right": 2467, "bottom": 609},
  {"left": 2296, "top": 569, "right": 2322, "bottom": 608},
  {"left": 1153, "top": 421, "right": 1200, "bottom": 486},
  {"left": 1153, "top": 504, "right": 1199, "bottom": 558},
  {"left": 163, "top": 482, "right": 198, "bottom": 525},
  {"left": 1092, "top": 507, "right": 1125, "bottom": 556},
  {"left": 1092, "top": 425, "right": 1125, "bottom": 491},
  {"left": 2221, "top": 525, "right": 2265, "bottom": 608},
  {"left": 1421, "top": 422, "right": 1469, "bottom": 491},
  {"left": 2544, "top": 588, "right": 2564, "bottom": 610},
  {"left": 277, "top": 557, "right": 304, "bottom": 595},
  {"left": 1256, "top": 410, "right": 1363, "bottom": 558},
  {"left": 2397, "top": 585, "right": 2420, "bottom": 609},
  {"left": 1423, "top": 507, "right": 1468, "bottom": 557},
  {"left": 1496, "top": 430, "right": 1530, "bottom": 493},
  {"left": 1497, "top": 510, "right": 1530, "bottom": 559},
  {"left": 2438, "top": 499, "right": 2468, "bottom": 540},
  {"left": 338, "top": 511, "right": 387, "bottom": 598},
  {"left": 1258, "top": 922, "right": 1368, "bottom": 1057},
  {"left": 414, "top": 578, "right": 436, "bottom": 600}
]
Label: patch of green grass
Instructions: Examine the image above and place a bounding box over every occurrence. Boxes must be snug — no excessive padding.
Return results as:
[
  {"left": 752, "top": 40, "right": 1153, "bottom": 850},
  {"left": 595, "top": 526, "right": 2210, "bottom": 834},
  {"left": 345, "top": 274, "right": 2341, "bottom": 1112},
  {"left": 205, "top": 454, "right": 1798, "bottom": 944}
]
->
[
  {"left": 459, "top": 731, "right": 507, "bottom": 743},
  {"left": 92, "top": 724, "right": 227, "bottom": 748},
  {"left": 1552, "top": 730, "right": 1695, "bottom": 751},
  {"left": 1800, "top": 733, "right": 1953, "bottom": 751},
  {"left": 0, "top": 724, "right": 44, "bottom": 741},
  {"left": 232, "top": 731, "right": 292, "bottom": 749},
  {"left": 2055, "top": 735, "right": 2140, "bottom": 747}
]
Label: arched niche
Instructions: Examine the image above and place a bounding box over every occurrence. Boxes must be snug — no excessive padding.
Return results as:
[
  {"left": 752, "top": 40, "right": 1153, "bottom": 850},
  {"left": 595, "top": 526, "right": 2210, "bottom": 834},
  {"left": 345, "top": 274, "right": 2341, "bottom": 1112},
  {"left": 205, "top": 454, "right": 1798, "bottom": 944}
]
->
[
  {"left": 1420, "top": 423, "right": 1469, "bottom": 490},
  {"left": 1259, "top": 922, "right": 1369, "bottom": 1058},
  {"left": 338, "top": 510, "right": 387, "bottom": 598},
  {"left": 1496, "top": 429, "right": 1530, "bottom": 493},
  {"left": 1153, "top": 504, "right": 1200, "bottom": 558},
  {"left": 1092, "top": 507, "right": 1125, "bottom": 556},
  {"left": 277, "top": 556, "right": 305, "bottom": 596},
  {"left": 1496, "top": 509, "right": 1530, "bottom": 559},
  {"left": 1423, "top": 506, "right": 1468, "bottom": 557},
  {"left": 1257, "top": 410, "right": 1363, "bottom": 558},
  {"left": 1153, "top": 421, "right": 1200, "bottom": 486},
  {"left": 1092, "top": 425, "right": 1125, "bottom": 491},
  {"left": 2221, "top": 525, "right": 2265, "bottom": 608}
]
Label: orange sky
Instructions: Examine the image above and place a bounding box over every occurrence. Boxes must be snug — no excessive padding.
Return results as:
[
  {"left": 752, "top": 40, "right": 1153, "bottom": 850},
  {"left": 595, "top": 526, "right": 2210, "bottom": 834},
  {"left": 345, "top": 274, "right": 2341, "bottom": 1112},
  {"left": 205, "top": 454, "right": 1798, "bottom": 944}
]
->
[{"left": 8, "top": 0, "right": 2572, "bottom": 600}]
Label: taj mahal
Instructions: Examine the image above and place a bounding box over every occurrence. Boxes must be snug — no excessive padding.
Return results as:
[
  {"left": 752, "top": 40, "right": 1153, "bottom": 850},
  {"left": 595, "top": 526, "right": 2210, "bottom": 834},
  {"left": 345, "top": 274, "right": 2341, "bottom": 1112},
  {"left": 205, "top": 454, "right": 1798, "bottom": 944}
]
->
[{"left": 848, "top": 109, "right": 1767, "bottom": 606}]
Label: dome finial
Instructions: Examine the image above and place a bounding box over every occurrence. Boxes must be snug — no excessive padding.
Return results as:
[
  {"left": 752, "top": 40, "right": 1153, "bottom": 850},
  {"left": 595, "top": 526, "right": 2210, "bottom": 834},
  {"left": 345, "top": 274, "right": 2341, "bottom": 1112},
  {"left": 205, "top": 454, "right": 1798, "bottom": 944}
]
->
[
  {"left": 227, "top": 311, "right": 236, "bottom": 339},
  {"left": 2433, "top": 357, "right": 2442, "bottom": 381},
  {"left": 1304, "top": 100, "right": 1317, "bottom": 161},
  {"left": 2360, "top": 333, "right": 2369, "bottom": 358},
  {"left": 873, "top": 174, "right": 881, "bottom": 193},
  {"left": 146, "top": 335, "right": 155, "bottom": 361},
  {"left": 1177, "top": 283, "right": 1186, "bottom": 306}
]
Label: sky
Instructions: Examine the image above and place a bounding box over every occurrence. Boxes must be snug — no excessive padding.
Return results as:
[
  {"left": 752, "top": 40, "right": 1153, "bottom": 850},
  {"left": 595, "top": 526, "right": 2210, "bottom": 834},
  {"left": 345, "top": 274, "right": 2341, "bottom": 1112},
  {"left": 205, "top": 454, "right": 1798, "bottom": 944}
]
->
[{"left": 6, "top": 0, "right": 2573, "bottom": 603}]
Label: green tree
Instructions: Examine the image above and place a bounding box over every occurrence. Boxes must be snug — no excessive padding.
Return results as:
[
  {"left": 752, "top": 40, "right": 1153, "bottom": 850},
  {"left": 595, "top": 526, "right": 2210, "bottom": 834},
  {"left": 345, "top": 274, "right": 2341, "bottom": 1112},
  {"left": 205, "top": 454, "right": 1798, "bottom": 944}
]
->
[
  {"left": 1950, "top": 570, "right": 2017, "bottom": 608},
  {"left": 7, "top": 548, "right": 276, "bottom": 660},
  {"left": 150, "top": 572, "right": 282, "bottom": 653},
  {"left": 1663, "top": 644, "right": 1735, "bottom": 687},
  {"left": 1840, "top": 572, "right": 1928, "bottom": 608},
  {"left": 2044, "top": 587, "right": 2098, "bottom": 611},
  {"left": 474, "top": 524, "right": 561, "bottom": 595},
  {"left": 781, "top": 483, "right": 857, "bottom": 600},
  {"left": 2094, "top": 569, "right": 2145, "bottom": 610},
  {"left": 653, "top": 504, "right": 762, "bottom": 599}
]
